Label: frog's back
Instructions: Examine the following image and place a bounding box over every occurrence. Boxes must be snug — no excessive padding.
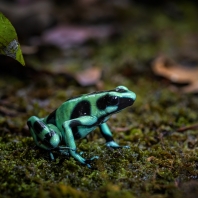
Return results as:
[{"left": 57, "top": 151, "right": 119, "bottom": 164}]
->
[
  {"left": 44, "top": 94, "right": 97, "bottom": 130},
  {"left": 44, "top": 86, "right": 136, "bottom": 130},
  {"left": 58, "top": 95, "right": 91, "bottom": 118}
]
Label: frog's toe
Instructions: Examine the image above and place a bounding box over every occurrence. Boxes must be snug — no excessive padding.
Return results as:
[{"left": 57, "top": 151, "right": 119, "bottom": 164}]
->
[
  {"left": 106, "top": 141, "right": 130, "bottom": 149},
  {"left": 90, "top": 156, "right": 99, "bottom": 160},
  {"left": 106, "top": 141, "right": 120, "bottom": 148},
  {"left": 84, "top": 156, "right": 99, "bottom": 168},
  {"left": 49, "top": 152, "right": 55, "bottom": 161},
  {"left": 60, "top": 150, "right": 70, "bottom": 156},
  {"left": 86, "top": 156, "right": 99, "bottom": 163},
  {"left": 58, "top": 148, "right": 70, "bottom": 155},
  {"left": 123, "top": 145, "right": 130, "bottom": 149},
  {"left": 86, "top": 163, "right": 92, "bottom": 168}
]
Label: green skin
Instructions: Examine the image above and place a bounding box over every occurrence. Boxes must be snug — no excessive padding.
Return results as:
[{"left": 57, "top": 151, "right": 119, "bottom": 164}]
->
[{"left": 27, "top": 86, "right": 136, "bottom": 168}]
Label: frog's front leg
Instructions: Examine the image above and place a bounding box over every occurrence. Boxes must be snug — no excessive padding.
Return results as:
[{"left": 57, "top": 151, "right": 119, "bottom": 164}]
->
[
  {"left": 99, "top": 123, "right": 129, "bottom": 148},
  {"left": 62, "top": 116, "right": 99, "bottom": 168}
]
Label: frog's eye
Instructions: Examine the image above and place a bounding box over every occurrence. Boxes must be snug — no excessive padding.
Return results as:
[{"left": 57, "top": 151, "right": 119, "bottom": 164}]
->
[
  {"left": 97, "top": 95, "right": 119, "bottom": 110},
  {"left": 115, "top": 86, "right": 128, "bottom": 93},
  {"left": 116, "top": 88, "right": 126, "bottom": 93},
  {"left": 108, "top": 96, "right": 119, "bottom": 106}
]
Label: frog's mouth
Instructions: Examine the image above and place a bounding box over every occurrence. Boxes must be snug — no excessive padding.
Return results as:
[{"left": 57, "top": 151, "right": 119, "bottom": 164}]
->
[{"left": 117, "top": 97, "right": 134, "bottom": 111}]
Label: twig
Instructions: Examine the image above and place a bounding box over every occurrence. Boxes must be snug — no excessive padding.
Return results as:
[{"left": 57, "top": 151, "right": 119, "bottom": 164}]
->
[
  {"left": 176, "top": 123, "right": 198, "bottom": 132},
  {"left": 112, "top": 125, "right": 134, "bottom": 132}
]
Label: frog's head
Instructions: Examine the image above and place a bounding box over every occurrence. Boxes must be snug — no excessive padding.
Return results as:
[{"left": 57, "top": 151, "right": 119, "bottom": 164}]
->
[{"left": 96, "top": 86, "right": 136, "bottom": 115}]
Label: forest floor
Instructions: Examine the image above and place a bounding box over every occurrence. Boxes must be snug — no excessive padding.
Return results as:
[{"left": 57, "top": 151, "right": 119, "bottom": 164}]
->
[{"left": 0, "top": 2, "right": 198, "bottom": 198}]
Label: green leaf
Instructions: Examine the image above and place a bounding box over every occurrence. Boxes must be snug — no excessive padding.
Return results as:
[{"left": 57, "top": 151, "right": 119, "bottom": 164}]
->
[{"left": 0, "top": 12, "right": 25, "bottom": 66}]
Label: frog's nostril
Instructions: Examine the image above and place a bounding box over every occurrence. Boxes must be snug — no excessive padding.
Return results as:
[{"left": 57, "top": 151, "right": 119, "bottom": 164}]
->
[{"left": 130, "top": 98, "right": 135, "bottom": 104}]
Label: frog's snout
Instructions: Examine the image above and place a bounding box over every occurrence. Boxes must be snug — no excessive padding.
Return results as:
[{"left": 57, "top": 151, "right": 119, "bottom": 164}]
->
[{"left": 117, "top": 97, "right": 135, "bottom": 111}]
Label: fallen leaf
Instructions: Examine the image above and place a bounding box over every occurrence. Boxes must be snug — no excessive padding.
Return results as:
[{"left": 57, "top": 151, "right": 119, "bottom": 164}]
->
[
  {"left": 75, "top": 67, "right": 101, "bottom": 86},
  {"left": 0, "top": 12, "right": 25, "bottom": 65},
  {"left": 152, "top": 56, "right": 198, "bottom": 93}
]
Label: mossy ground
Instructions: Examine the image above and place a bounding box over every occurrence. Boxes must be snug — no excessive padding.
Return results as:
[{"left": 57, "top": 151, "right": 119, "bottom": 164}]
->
[{"left": 1, "top": 2, "right": 198, "bottom": 198}]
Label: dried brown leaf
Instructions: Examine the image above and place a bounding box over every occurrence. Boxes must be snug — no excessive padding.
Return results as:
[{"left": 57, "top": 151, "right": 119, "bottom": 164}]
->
[
  {"left": 152, "top": 56, "right": 198, "bottom": 93},
  {"left": 75, "top": 67, "right": 101, "bottom": 86}
]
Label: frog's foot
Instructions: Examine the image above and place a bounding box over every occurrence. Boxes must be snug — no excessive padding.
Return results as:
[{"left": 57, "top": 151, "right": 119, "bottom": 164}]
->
[
  {"left": 106, "top": 141, "right": 130, "bottom": 149},
  {"left": 58, "top": 146, "right": 76, "bottom": 156},
  {"left": 84, "top": 156, "right": 99, "bottom": 168},
  {"left": 75, "top": 152, "right": 99, "bottom": 168},
  {"left": 122, "top": 145, "right": 130, "bottom": 149},
  {"left": 49, "top": 152, "right": 55, "bottom": 161},
  {"left": 58, "top": 146, "right": 76, "bottom": 151},
  {"left": 59, "top": 149, "right": 70, "bottom": 156}
]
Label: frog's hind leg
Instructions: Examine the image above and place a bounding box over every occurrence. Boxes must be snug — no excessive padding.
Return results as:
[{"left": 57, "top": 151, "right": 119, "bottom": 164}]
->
[{"left": 27, "top": 116, "right": 62, "bottom": 160}]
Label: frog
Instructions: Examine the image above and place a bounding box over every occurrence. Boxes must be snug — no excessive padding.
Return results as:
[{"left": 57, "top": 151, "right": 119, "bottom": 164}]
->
[{"left": 27, "top": 85, "right": 136, "bottom": 168}]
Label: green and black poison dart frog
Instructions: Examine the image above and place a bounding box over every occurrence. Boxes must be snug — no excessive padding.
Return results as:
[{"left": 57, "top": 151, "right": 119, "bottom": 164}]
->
[{"left": 27, "top": 86, "right": 136, "bottom": 168}]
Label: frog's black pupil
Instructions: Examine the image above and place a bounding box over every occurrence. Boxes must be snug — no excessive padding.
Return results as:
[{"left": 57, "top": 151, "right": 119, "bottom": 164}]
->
[{"left": 109, "top": 96, "right": 119, "bottom": 105}]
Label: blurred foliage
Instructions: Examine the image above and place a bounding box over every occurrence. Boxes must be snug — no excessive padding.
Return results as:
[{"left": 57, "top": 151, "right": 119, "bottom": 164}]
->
[{"left": 0, "top": 12, "right": 25, "bottom": 66}]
